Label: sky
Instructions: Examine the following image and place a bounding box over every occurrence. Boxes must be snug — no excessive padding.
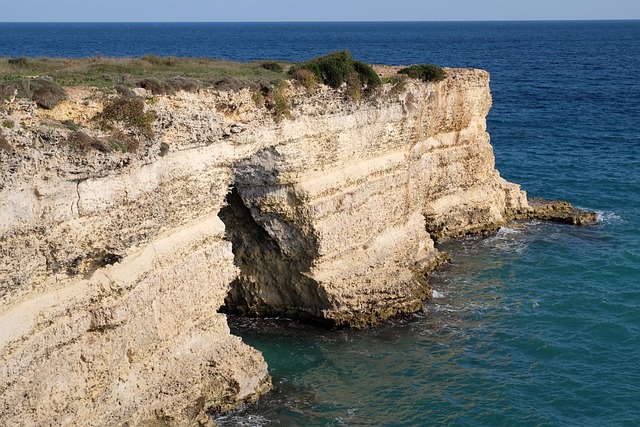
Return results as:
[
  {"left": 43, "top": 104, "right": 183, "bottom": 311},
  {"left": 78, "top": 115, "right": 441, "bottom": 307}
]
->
[{"left": 1, "top": 0, "right": 640, "bottom": 22}]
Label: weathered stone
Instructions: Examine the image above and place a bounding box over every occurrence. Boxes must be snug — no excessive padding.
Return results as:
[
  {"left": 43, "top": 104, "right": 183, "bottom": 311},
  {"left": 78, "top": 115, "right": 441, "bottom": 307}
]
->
[
  {"left": 0, "top": 68, "right": 587, "bottom": 425},
  {"left": 522, "top": 197, "right": 598, "bottom": 225}
]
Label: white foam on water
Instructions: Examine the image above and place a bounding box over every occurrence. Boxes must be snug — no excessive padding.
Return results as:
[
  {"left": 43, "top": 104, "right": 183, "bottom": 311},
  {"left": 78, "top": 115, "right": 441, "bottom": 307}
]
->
[
  {"left": 432, "top": 289, "right": 444, "bottom": 299},
  {"left": 595, "top": 210, "right": 623, "bottom": 224},
  {"left": 496, "top": 226, "right": 524, "bottom": 236}
]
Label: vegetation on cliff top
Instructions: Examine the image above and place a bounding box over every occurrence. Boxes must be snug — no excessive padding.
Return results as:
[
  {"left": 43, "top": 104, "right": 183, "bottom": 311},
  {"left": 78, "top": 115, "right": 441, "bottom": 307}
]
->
[
  {"left": 0, "top": 52, "right": 391, "bottom": 106},
  {"left": 0, "top": 55, "right": 286, "bottom": 89},
  {"left": 288, "top": 50, "right": 382, "bottom": 98},
  {"left": 0, "top": 75, "right": 67, "bottom": 109},
  {"left": 0, "top": 55, "right": 446, "bottom": 98},
  {"left": 0, "top": 54, "right": 446, "bottom": 137},
  {"left": 398, "top": 64, "right": 447, "bottom": 82}
]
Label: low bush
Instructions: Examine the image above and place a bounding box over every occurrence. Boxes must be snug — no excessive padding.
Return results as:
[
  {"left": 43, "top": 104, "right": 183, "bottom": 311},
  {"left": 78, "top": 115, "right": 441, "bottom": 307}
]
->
[
  {"left": 136, "top": 78, "right": 169, "bottom": 95},
  {"left": 353, "top": 60, "right": 381, "bottom": 88},
  {"left": 214, "top": 77, "right": 252, "bottom": 92},
  {"left": 0, "top": 77, "right": 66, "bottom": 109},
  {"left": 261, "top": 61, "right": 284, "bottom": 73},
  {"left": 290, "top": 68, "right": 318, "bottom": 92},
  {"left": 96, "top": 96, "right": 155, "bottom": 138},
  {"left": 131, "top": 76, "right": 201, "bottom": 95},
  {"left": 0, "top": 79, "right": 30, "bottom": 101},
  {"left": 64, "top": 129, "right": 137, "bottom": 154},
  {"left": 29, "top": 77, "right": 68, "bottom": 109},
  {"left": 272, "top": 85, "right": 290, "bottom": 121},
  {"left": 289, "top": 50, "right": 381, "bottom": 96},
  {"left": 292, "top": 50, "right": 352, "bottom": 89},
  {"left": 109, "top": 129, "right": 139, "bottom": 153},
  {"left": 65, "top": 131, "right": 101, "bottom": 153},
  {"left": 166, "top": 76, "right": 200, "bottom": 93},
  {"left": 142, "top": 54, "right": 162, "bottom": 64},
  {"left": 398, "top": 64, "right": 447, "bottom": 82},
  {"left": 114, "top": 85, "right": 136, "bottom": 97}
]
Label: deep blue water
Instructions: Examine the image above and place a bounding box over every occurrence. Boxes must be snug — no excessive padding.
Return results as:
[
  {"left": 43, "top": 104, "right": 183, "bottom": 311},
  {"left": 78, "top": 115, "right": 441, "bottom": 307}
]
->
[{"left": 3, "top": 21, "right": 639, "bottom": 426}]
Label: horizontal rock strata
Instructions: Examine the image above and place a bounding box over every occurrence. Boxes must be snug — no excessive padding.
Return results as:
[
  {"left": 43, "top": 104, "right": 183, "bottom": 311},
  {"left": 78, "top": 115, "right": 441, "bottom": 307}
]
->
[{"left": 0, "top": 68, "right": 592, "bottom": 425}]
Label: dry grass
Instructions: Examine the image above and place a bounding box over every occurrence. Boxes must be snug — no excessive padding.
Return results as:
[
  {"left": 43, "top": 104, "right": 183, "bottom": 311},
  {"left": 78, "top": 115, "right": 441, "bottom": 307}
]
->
[{"left": 0, "top": 56, "right": 288, "bottom": 90}]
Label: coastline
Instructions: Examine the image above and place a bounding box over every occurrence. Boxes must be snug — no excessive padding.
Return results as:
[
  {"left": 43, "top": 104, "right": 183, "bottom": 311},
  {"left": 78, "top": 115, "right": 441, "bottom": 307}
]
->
[{"left": 0, "top": 58, "right": 595, "bottom": 425}]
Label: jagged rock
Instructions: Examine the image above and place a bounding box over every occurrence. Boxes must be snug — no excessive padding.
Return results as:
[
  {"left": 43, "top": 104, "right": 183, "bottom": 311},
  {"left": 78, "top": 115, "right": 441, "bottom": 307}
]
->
[{"left": 525, "top": 197, "right": 597, "bottom": 225}]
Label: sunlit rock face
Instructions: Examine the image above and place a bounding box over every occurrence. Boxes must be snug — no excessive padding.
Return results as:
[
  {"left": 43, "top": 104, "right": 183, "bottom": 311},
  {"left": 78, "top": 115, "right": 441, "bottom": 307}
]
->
[{"left": 0, "top": 68, "right": 528, "bottom": 425}]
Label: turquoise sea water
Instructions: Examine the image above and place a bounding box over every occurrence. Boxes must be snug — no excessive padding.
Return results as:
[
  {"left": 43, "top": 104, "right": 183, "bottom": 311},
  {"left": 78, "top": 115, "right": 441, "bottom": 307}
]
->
[{"left": 2, "top": 21, "right": 639, "bottom": 426}]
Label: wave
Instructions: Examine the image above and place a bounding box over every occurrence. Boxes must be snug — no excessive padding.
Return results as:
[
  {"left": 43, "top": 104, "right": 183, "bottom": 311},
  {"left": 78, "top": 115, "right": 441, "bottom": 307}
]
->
[
  {"left": 595, "top": 210, "right": 624, "bottom": 224},
  {"left": 431, "top": 289, "right": 445, "bottom": 299}
]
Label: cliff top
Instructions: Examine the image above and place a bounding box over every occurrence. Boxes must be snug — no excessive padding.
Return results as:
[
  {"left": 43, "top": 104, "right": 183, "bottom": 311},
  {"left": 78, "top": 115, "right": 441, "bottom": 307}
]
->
[{"left": 0, "top": 53, "right": 453, "bottom": 110}]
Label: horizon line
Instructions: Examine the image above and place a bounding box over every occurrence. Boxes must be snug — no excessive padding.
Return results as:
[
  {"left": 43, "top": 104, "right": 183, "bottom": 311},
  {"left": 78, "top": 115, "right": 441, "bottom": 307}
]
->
[{"left": 1, "top": 18, "right": 640, "bottom": 24}]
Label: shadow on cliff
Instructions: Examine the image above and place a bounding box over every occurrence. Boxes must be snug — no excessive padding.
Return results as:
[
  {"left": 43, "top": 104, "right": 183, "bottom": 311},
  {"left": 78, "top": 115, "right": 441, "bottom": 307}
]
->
[{"left": 218, "top": 186, "right": 335, "bottom": 326}]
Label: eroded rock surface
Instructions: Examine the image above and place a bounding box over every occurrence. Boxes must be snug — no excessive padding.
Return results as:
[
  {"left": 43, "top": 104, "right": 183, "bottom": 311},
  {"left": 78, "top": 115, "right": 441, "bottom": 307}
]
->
[
  {"left": 0, "top": 69, "right": 589, "bottom": 425},
  {"left": 525, "top": 197, "right": 598, "bottom": 225}
]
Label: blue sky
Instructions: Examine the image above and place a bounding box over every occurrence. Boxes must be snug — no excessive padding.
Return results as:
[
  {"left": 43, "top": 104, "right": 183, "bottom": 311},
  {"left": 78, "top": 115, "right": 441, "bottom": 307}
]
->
[{"left": 2, "top": 0, "right": 640, "bottom": 22}]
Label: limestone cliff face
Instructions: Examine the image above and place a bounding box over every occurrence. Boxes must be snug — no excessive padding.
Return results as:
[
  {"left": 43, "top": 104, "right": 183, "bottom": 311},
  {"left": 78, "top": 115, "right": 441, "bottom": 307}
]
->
[
  {"left": 221, "top": 69, "right": 529, "bottom": 326},
  {"left": 0, "top": 68, "right": 529, "bottom": 425}
]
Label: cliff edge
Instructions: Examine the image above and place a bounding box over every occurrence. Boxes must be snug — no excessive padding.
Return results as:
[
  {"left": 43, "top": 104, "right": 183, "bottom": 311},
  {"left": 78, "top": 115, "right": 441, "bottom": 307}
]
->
[{"left": 0, "top": 66, "right": 591, "bottom": 426}]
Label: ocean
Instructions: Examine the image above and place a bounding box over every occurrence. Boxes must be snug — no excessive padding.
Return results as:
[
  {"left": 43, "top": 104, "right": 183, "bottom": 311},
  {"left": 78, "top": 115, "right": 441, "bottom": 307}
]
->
[{"left": 2, "top": 21, "right": 639, "bottom": 426}]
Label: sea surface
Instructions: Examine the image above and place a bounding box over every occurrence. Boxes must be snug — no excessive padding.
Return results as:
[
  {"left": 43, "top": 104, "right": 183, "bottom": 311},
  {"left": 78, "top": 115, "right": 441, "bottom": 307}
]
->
[{"left": 2, "top": 21, "right": 639, "bottom": 426}]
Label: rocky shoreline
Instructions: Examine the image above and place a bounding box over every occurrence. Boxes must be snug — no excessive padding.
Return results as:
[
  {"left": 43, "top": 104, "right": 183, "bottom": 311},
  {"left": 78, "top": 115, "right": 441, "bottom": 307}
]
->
[{"left": 0, "top": 67, "right": 595, "bottom": 426}]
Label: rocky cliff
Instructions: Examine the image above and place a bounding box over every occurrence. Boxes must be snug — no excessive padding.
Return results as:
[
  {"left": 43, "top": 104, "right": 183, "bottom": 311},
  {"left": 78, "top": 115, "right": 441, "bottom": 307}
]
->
[{"left": 1, "top": 68, "right": 563, "bottom": 425}]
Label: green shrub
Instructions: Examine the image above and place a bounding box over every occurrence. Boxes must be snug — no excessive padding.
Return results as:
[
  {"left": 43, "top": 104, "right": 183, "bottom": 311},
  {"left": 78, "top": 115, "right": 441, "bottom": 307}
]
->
[
  {"left": 294, "top": 50, "right": 352, "bottom": 88},
  {"left": 353, "top": 60, "right": 382, "bottom": 88},
  {"left": 114, "top": 85, "right": 136, "bottom": 97},
  {"left": 398, "top": 64, "right": 447, "bottom": 82},
  {"left": 261, "top": 61, "right": 284, "bottom": 73},
  {"left": 108, "top": 139, "right": 127, "bottom": 153},
  {"left": 141, "top": 55, "right": 179, "bottom": 66},
  {"left": 290, "top": 50, "right": 381, "bottom": 93},
  {"left": 2, "top": 119, "right": 14, "bottom": 129},
  {"left": 164, "top": 56, "right": 178, "bottom": 66},
  {"left": 96, "top": 96, "right": 155, "bottom": 138}
]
